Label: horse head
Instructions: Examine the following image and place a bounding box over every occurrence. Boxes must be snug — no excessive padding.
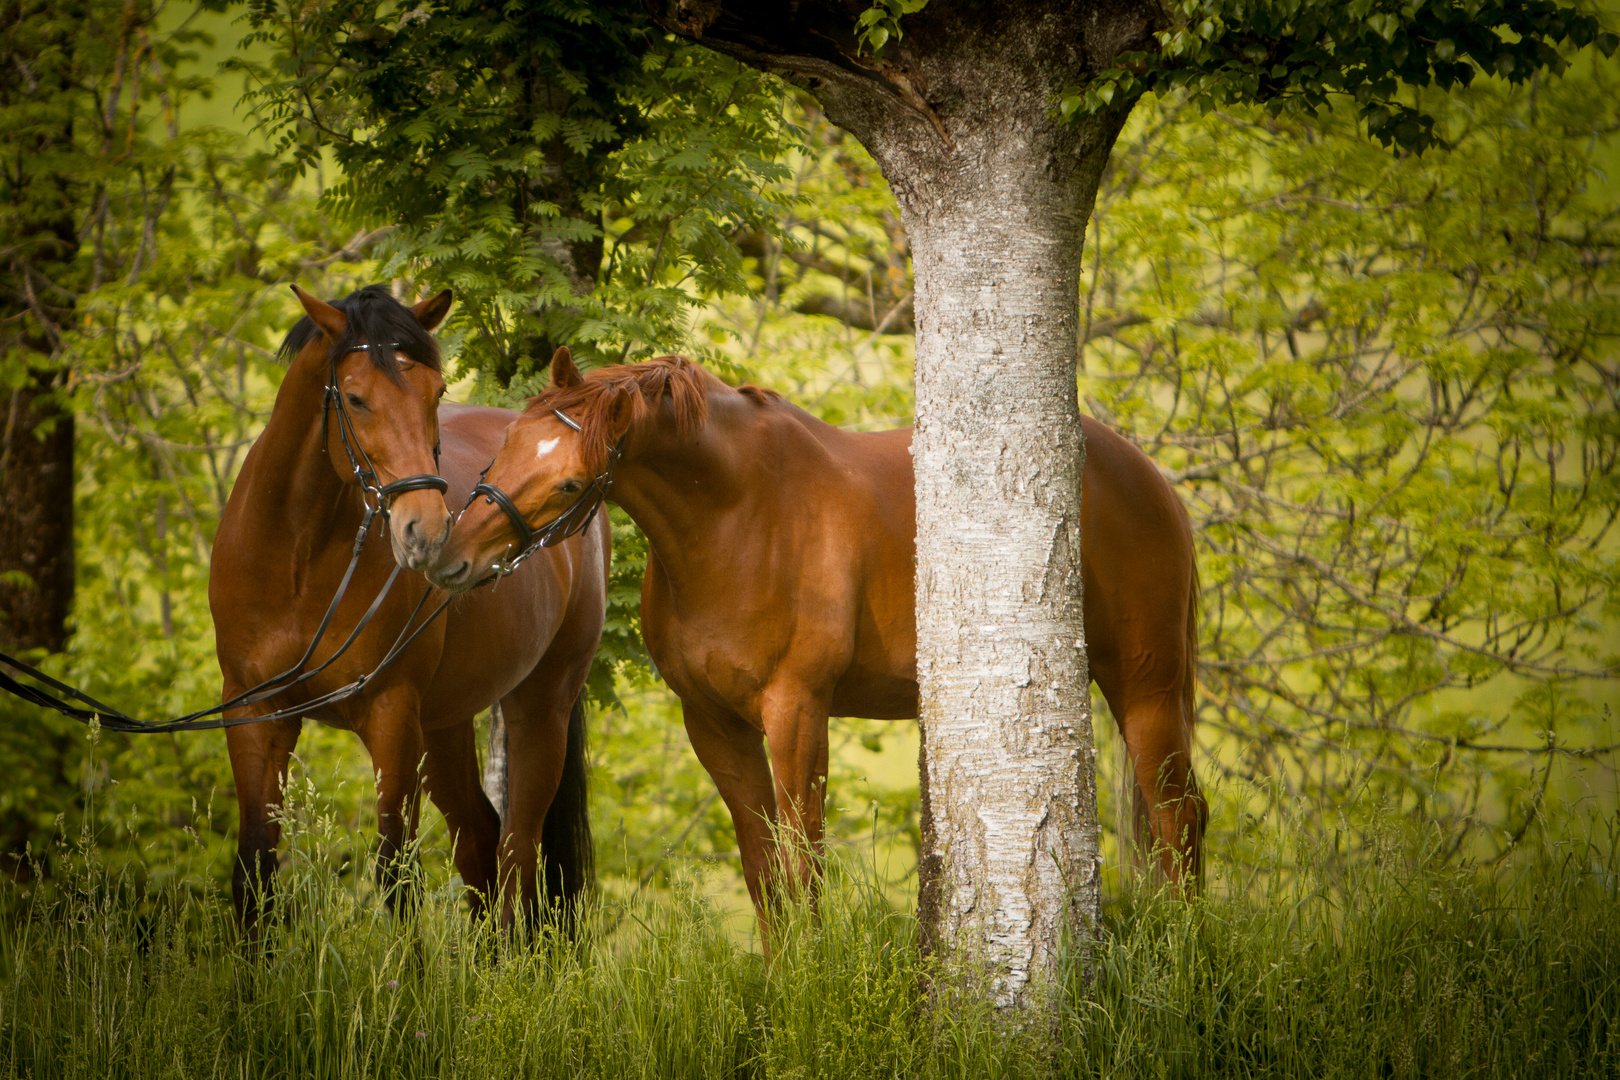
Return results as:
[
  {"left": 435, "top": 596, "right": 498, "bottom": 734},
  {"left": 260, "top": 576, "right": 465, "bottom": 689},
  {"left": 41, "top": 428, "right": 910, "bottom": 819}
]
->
[
  {"left": 429, "top": 348, "right": 633, "bottom": 592},
  {"left": 289, "top": 285, "right": 455, "bottom": 572}
]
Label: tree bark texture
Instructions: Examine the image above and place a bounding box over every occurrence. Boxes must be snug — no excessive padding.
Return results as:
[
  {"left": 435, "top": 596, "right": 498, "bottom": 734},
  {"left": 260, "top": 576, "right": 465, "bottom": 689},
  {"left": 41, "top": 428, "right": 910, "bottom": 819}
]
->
[
  {"left": 1, "top": 2, "right": 84, "bottom": 654},
  {"left": 0, "top": 374, "right": 75, "bottom": 653},
  {"left": 654, "top": 0, "right": 1158, "bottom": 1007}
]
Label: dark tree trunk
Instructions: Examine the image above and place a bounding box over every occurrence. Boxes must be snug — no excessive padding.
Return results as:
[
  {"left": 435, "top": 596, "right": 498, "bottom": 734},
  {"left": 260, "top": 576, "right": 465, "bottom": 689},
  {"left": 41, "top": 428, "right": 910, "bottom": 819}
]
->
[
  {"left": 1, "top": 4, "right": 85, "bottom": 654},
  {"left": 653, "top": 0, "right": 1160, "bottom": 1010},
  {"left": 0, "top": 372, "right": 75, "bottom": 653}
]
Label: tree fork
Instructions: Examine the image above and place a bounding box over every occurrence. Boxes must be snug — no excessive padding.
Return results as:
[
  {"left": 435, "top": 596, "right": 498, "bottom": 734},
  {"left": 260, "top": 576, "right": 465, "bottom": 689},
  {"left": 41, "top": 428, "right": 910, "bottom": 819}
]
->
[{"left": 653, "top": 0, "right": 1155, "bottom": 1006}]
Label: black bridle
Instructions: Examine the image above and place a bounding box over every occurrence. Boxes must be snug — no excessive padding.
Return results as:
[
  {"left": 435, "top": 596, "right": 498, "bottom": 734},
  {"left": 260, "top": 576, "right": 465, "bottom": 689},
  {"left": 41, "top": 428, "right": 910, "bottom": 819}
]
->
[
  {"left": 322, "top": 343, "right": 449, "bottom": 511},
  {"left": 0, "top": 343, "right": 456, "bottom": 733},
  {"left": 464, "top": 408, "right": 622, "bottom": 580}
]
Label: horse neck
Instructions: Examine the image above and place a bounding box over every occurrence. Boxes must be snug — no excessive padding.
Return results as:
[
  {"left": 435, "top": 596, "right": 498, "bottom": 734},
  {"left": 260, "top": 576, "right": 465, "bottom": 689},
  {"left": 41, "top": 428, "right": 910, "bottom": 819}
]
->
[
  {"left": 610, "top": 391, "right": 745, "bottom": 583},
  {"left": 240, "top": 350, "right": 359, "bottom": 547}
]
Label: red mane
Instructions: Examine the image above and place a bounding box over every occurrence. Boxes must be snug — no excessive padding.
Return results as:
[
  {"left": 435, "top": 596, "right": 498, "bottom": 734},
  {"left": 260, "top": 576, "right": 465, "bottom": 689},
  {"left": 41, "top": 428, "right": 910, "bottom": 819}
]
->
[{"left": 524, "top": 356, "right": 714, "bottom": 476}]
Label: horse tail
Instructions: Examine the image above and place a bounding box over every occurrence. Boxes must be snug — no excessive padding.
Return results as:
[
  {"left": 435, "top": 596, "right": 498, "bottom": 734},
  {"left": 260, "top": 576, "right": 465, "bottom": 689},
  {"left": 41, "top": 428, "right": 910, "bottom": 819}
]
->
[
  {"left": 1182, "top": 541, "right": 1209, "bottom": 883},
  {"left": 541, "top": 690, "right": 594, "bottom": 926},
  {"left": 1183, "top": 550, "right": 1200, "bottom": 734}
]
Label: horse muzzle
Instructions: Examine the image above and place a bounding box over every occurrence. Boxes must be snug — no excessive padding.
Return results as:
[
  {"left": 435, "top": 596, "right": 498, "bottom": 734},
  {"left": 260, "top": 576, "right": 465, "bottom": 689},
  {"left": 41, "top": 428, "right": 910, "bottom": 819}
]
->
[{"left": 389, "top": 498, "right": 455, "bottom": 572}]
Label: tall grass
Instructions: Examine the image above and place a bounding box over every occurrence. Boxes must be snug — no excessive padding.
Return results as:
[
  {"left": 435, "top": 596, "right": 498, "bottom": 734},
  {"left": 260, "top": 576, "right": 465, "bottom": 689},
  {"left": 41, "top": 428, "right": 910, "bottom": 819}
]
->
[{"left": 2, "top": 785, "right": 1616, "bottom": 1079}]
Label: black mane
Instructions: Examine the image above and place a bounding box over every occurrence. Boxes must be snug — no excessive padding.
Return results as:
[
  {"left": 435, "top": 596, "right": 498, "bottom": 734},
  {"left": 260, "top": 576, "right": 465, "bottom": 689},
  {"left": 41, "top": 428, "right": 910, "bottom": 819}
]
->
[{"left": 278, "top": 284, "right": 443, "bottom": 381}]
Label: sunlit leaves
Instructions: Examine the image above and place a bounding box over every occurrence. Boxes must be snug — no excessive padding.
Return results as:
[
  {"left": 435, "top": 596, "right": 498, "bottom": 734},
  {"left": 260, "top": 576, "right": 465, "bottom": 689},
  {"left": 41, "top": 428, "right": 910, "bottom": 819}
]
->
[
  {"left": 1082, "top": 71, "right": 1620, "bottom": 858},
  {"left": 1, "top": 2, "right": 386, "bottom": 884},
  {"left": 234, "top": 0, "right": 796, "bottom": 399}
]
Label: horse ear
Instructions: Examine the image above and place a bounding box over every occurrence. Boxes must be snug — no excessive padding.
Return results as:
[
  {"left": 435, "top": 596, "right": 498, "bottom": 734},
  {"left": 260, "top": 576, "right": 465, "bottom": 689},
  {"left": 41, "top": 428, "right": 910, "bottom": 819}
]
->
[
  {"left": 291, "top": 285, "right": 347, "bottom": 341},
  {"left": 550, "top": 347, "right": 583, "bottom": 389},
  {"left": 411, "top": 289, "right": 453, "bottom": 331},
  {"left": 605, "top": 390, "right": 635, "bottom": 440}
]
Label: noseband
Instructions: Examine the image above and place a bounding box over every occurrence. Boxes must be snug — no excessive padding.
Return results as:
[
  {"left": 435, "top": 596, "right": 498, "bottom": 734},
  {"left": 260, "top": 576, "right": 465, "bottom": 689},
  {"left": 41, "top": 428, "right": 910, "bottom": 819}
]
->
[
  {"left": 466, "top": 408, "right": 621, "bottom": 578},
  {"left": 322, "top": 343, "right": 449, "bottom": 513}
]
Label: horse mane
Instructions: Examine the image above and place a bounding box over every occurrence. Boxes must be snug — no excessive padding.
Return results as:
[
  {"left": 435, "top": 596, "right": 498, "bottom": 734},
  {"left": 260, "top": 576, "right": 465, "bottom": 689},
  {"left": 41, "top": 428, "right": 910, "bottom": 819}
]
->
[
  {"left": 525, "top": 355, "right": 778, "bottom": 476},
  {"left": 277, "top": 284, "right": 443, "bottom": 382}
]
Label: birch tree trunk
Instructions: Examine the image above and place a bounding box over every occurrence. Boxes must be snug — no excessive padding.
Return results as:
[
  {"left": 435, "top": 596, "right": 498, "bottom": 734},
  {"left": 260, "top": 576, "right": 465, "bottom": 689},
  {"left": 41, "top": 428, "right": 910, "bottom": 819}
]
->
[
  {"left": 654, "top": 0, "right": 1159, "bottom": 1011},
  {"left": 901, "top": 108, "right": 1121, "bottom": 1007}
]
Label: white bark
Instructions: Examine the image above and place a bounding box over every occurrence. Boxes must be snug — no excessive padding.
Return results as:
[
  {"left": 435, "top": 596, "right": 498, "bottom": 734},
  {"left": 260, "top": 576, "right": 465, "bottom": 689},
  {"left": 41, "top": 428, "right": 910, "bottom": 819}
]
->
[
  {"left": 651, "top": 0, "right": 1157, "bottom": 1012},
  {"left": 482, "top": 703, "right": 508, "bottom": 826},
  {"left": 803, "top": 22, "right": 1134, "bottom": 1009},
  {"left": 902, "top": 125, "right": 1106, "bottom": 1008}
]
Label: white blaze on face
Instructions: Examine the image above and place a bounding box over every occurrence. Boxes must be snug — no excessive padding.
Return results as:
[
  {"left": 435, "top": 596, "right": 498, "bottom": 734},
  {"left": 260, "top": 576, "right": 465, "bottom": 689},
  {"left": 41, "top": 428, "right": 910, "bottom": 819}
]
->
[{"left": 535, "top": 437, "right": 561, "bottom": 459}]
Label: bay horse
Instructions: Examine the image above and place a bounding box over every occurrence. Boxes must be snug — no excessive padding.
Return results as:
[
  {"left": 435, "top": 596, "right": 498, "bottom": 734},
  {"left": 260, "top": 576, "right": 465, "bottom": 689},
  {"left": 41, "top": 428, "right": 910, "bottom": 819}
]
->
[
  {"left": 428, "top": 350, "right": 1203, "bottom": 925},
  {"left": 209, "top": 286, "right": 607, "bottom": 935}
]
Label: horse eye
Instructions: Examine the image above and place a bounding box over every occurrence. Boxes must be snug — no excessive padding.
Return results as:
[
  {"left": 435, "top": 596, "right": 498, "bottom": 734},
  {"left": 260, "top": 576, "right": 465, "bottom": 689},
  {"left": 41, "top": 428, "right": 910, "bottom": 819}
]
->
[
  {"left": 559, "top": 480, "right": 583, "bottom": 495},
  {"left": 346, "top": 393, "right": 366, "bottom": 410}
]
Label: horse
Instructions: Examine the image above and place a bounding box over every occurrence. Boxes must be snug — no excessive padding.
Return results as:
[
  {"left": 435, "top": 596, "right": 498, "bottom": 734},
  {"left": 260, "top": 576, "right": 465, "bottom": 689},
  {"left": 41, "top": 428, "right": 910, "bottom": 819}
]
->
[
  {"left": 427, "top": 349, "right": 1204, "bottom": 926},
  {"left": 208, "top": 286, "right": 608, "bottom": 936}
]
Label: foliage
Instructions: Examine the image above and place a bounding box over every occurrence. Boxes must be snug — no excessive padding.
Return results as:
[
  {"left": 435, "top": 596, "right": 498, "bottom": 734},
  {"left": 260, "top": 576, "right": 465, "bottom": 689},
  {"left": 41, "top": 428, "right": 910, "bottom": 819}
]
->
[
  {"left": 1081, "top": 72, "right": 1620, "bottom": 861},
  {"left": 705, "top": 96, "right": 916, "bottom": 430},
  {"left": 690, "top": 72, "right": 1620, "bottom": 869},
  {"left": 854, "top": 0, "right": 930, "bottom": 56},
  {"left": 3, "top": 781, "right": 1617, "bottom": 1078},
  {"left": 50, "top": 143, "right": 389, "bottom": 886},
  {"left": 1, "top": 0, "right": 214, "bottom": 332},
  {"left": 1061, "top": 0, "right": 1619, "bottom": 153},
  {"left": 0, "top": 0, "right": 392, "bottom": 881},
  {"left": 231, "top": 0, "right": 795, "bottom": 387}
]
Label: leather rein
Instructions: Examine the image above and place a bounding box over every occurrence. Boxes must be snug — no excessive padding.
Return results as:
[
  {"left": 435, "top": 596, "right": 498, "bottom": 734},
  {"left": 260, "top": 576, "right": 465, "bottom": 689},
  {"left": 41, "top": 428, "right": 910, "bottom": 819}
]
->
[{"left": 0, "top": 344, "right": 459, "bottom": 734}]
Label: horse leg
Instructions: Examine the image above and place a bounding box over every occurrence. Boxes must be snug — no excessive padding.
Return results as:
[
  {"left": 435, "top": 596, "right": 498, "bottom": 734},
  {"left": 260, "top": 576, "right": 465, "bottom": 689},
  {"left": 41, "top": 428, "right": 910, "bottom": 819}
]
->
[
  {"left": 492, "top": 676, "right": 572, "bottom": 934},
  {"left": 1117, "top": 689, "right": 1206, "bottom": 887},
  {"left": 680, "top": 697, "right": 780, "bottom": 929},
  {"left": 355, "top": 692, "right": 426, "bottom": 914},
  {"left": 757, "top": 684, "right": 831, "bottom": 902},
  {"left": 224, "top": 711, "right": 302, "bottom": 941},
  {"left": 420, "top": 719, "right": 501, "bottom": 919}
]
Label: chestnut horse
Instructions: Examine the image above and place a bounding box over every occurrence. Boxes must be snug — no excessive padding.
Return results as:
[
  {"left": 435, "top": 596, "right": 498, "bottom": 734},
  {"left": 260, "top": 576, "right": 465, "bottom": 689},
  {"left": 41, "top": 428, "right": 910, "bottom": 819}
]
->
[
  {"left": 430, "top": 350, "right": 1203, "bottom": 923},
  {"left": 210, "top": 286, "right": 607, "bottom": 935}
]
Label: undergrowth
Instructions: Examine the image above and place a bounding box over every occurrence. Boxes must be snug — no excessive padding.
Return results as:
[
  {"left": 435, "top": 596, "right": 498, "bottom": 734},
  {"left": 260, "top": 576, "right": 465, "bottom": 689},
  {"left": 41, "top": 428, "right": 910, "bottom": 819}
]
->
[{"left": 1, "top": 789, "right": 1616, "bottom": 1079}]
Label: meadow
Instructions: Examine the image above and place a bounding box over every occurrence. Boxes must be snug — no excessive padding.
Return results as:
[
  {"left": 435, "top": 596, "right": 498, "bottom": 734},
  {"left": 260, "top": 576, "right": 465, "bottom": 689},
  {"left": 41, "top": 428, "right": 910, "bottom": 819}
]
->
[{"left": 2, "top": 759, "right": 1617, "bottom": 1080}]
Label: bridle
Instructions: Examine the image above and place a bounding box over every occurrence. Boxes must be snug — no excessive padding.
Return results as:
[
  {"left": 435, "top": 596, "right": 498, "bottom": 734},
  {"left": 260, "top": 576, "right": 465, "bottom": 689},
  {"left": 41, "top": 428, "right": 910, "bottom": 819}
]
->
[
  {"left": 0, "top": 341, "right": 459, "bottom": 733},
  {"left": 322, "top": 343, "right": 449, "bottom": 513},
  {"left": 0, "top": 348, "right": 621, "bottom": 734},
  {"left": 465, "top": 408, "right": 622, "bottom": 579}
]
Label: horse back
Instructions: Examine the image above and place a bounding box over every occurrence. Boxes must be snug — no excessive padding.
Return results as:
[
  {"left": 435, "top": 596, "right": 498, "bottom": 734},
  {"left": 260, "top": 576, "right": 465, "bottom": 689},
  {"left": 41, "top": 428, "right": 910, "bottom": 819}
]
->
[
  {"left": 778, "top": 408, "right": 1194, "bottom": 723},
  {"left": 759, "top": 404, "right": 919, "bottom": 717},
  {"left": 210, "top": 400, "right": 606, "bottom": 727},
  {"left": 1075, "top": 416, "right": 1197, "bottom": 720}
]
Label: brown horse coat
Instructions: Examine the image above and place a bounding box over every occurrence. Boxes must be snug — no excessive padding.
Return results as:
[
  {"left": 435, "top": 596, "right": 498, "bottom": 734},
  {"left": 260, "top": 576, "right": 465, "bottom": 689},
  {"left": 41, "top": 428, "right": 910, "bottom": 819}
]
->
[
  {"left": 432, "top": 352, "right": 1203, "bottom": 920},
  {"left": 210, "top": 288, "right": 605, "bottom": 933}
]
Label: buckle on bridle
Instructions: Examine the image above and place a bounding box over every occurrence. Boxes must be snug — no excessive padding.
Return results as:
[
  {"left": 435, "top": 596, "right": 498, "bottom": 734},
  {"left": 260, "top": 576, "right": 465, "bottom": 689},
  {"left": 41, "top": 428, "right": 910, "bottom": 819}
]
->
[{"left": 467, "top": 408, "right": 620, "bottom": 579}]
